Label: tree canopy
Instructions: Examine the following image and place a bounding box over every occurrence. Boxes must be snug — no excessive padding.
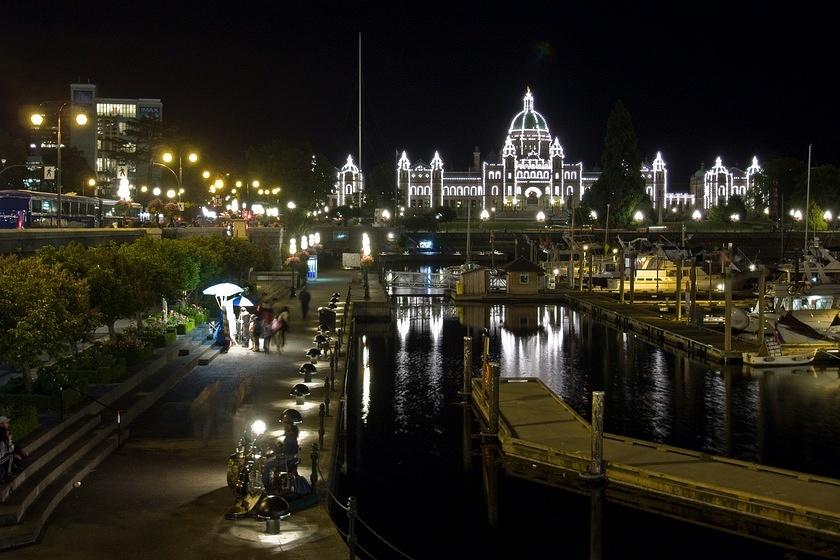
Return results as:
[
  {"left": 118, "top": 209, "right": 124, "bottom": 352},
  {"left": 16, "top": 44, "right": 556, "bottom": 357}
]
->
[{"left": 583, "top": 101, "right": 647, "bottom": 226}]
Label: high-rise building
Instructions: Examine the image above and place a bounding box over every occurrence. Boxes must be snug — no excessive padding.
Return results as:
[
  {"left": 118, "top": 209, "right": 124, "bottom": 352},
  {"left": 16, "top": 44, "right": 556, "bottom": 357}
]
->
[{"left": 70, "top": 83, "right": 163, "bottom": 198}]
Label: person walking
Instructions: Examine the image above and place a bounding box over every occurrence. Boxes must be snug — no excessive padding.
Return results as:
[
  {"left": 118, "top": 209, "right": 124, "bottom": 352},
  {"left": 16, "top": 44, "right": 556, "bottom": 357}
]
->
[
  {"left": 273, "top": 306, "right": 290, "bottom": 352},
  {"left": 250, "top": 316, "right": 263, "bottom": 352},
  {"left": 239, "top": 308, "right": 251, "bottom": 348},
  {"left": 298, "top": 285, "right": 311, "bottom": 320}
]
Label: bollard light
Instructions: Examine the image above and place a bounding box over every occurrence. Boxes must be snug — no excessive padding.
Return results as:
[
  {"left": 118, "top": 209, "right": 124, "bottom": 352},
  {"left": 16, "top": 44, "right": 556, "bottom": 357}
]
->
[
  {"left": 280, "top": 408, "right": 304, "bottom": 425},
  {"left": 290, "top": 383, "right": 311, "bottom": 406},
  {"left": 306, "top": 347, "right": 322, "bottom": 363}
]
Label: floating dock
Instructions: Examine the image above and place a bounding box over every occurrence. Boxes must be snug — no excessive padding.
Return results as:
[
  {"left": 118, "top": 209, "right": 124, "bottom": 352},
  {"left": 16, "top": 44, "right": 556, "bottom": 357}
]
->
[{"left": 472, "top": 376, "right": 840, "bottom": 558}]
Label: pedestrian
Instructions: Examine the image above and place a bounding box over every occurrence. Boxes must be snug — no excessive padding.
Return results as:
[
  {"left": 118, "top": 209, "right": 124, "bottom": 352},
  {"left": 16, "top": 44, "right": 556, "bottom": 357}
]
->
[
  {"left": 239, "top": 308, "right": 251, "bottom": 348},
  {"left": 262, "top": 315, "right": 274, "bottom": 354},
  {"left": 299, "top": 285, "right": 311, "bottom": 319},
  {"left": 273, "top": 306, "right": 290, "bottom": 352},
  {"left": 0, "top": 416, "right": 28, "bottom": 481},
  {"left": 250, "top": 316, "right": 263, "bottom": 352}
]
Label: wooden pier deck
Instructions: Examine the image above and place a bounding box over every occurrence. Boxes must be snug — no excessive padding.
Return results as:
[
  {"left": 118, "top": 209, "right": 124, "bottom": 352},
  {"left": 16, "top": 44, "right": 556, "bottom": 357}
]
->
[
  {"left": 556, "top": 289, "right": 768, "bottom": 363},
  {"left": 472, "top": 377, "right": 840, "bottom": 557}
]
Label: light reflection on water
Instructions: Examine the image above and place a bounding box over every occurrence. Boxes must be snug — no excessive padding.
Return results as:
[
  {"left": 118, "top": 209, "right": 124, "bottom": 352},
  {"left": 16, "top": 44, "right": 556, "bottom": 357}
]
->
[
  {"left": 385, "top": 298, "right": 840, "bottom": 477},
  {"left": 347, "top": 297, "right": 839, "bottom": 559}
]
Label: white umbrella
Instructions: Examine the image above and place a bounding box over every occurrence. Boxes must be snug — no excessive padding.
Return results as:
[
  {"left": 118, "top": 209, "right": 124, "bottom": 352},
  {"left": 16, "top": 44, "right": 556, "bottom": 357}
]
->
[
  {"left": 202, "top": 283, "right": 244, "bottom": 298},
  {"left": 231, "top": 295, "right": 255, "bottom": 307}
]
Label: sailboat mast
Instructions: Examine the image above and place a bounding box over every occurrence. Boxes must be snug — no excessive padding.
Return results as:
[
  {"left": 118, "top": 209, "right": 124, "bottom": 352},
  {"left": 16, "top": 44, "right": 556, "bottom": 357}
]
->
[
  {"left": 358, "top": 32, "right": 362, "bottom": 183},
  {"left": 804, "top": 144, "right": 812, "bottom": 251}
]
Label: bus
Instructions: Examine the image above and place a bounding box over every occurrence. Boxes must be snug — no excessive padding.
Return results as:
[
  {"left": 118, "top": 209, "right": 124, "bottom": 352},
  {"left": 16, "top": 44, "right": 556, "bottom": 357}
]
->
[{"left": 0, "top": 190, "right": 141, "bottom": 229}]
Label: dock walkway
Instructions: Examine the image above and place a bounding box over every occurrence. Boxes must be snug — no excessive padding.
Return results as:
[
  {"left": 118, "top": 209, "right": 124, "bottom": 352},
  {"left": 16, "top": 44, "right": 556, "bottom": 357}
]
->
[
  {"left": 556, "top": 288, "right": 757, "bottom": 361},
  {"left": 472, "top": 377, "right": 840, "bottom": 557}
]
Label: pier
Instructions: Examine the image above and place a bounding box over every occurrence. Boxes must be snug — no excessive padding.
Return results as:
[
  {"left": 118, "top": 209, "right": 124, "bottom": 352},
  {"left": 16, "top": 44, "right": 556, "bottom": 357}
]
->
[{"left": 470, "top": 374, "right": 840, "bottom": 558}]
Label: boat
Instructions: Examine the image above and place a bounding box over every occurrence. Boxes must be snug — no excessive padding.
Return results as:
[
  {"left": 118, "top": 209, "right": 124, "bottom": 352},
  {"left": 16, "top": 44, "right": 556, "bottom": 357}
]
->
[
  {"left": 742, "top": 338, "right": 816, "bottom": 366},
  {"left": 742, "top": 351, "right": 816, "bottom": 366}
]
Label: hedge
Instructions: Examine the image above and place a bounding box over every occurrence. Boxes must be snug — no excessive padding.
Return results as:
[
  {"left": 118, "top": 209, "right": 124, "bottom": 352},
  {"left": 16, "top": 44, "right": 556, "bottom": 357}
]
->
[
  {"left": 143, "top": 331, "right": 177, "bottom": 348},
  {"left": 176, "top": 318, "right": 195, "bottom": 335}
]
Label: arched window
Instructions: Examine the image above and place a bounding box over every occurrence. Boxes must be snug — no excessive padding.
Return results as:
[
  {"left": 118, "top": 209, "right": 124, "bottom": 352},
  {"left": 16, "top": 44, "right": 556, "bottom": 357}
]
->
[{"left": 492, "top": 186, "right": 498, "bottom": 196}]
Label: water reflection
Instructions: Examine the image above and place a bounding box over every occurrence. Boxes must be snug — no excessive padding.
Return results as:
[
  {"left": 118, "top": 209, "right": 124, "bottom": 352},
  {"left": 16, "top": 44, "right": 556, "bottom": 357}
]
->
[
  {"left": 469, "top": 302, "right": 840, "bottom": 478},
  {"left": 346, "top": 299, "right": 836, "bottom": 559}
]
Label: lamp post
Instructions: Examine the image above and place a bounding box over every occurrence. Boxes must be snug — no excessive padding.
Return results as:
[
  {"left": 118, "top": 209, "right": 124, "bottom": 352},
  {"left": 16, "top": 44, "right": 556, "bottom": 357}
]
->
[
  {"left": 30, "top": 104, "right": 88, "bottom": 227},
  {"left": 603, "top": 203, "right": 610, "bottom": 250},
  {"left": 155, "top": 150, "right": 198, "bottom": 206},
  {"left": 362, "top": 231, "right": 371, "bottom": 300}
]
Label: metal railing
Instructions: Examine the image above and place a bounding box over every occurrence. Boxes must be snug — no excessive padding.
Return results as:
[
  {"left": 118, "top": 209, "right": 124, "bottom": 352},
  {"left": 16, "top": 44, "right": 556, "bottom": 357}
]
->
[
  {"left": 384, "top": 271, "right": 456, "bottom": 290},
  {"left": 328, "top": 307, "right": 415, "bottom": 560}
]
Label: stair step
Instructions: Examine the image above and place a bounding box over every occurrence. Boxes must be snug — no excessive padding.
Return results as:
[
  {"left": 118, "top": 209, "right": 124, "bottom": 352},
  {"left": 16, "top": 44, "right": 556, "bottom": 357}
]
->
[
  {"left": 0, "top": 434, "right": 122, "bottom": 550},
  {"left": 0, "top": 421, "right": 117, "bottom": 526},
  {"left": 0, "top": 415, "right": 100, "bottom": 503}
]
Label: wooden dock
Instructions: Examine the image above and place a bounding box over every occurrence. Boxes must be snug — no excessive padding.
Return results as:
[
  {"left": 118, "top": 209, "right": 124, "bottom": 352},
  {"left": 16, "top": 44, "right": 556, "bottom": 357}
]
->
[{"left": 472, "top": 376, "right": 840, "bottom": 558}]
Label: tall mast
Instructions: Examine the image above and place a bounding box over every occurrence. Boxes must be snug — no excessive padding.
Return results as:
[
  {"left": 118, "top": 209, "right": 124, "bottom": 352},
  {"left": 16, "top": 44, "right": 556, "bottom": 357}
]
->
[
  {"left": 804, "top": 144, "right": 812, "bottom": 251},
  {"left": 358, "top": 32, "right": 362, "bottom": 179}
]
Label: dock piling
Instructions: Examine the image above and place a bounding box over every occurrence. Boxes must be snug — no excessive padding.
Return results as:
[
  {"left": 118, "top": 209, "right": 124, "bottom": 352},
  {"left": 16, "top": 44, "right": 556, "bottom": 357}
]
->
[
  {"left": 619, "top": 249, "right": 625, "bottom": 303},
  {"left": 757, "top": 265, "right": 765, "bottom": 345},
  {"left": 589, "top": 391, "right": 605, "bottom": 478},
  {"left": 488, "top": 363, "right": 500, "bottom": 436},
  {"left": 462, "top": 336, "right": 472, "bottom": 396}
]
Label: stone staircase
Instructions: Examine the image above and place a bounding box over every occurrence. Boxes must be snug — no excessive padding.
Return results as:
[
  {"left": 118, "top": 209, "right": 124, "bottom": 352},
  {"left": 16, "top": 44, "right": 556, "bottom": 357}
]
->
[{"left": 0, "top": 329, "right": 218, "bottom": 550}]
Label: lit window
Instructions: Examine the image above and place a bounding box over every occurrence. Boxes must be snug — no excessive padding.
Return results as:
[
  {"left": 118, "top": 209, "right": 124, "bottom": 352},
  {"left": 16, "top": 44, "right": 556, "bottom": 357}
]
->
[{"left": 519, "top": 273, "right": 529, "bottom": 284}]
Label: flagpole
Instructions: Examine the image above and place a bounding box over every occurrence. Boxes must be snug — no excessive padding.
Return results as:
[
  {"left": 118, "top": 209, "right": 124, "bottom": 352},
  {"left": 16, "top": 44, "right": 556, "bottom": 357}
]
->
[{"left": 804, "top": 144, "right": 812, "bottom": 251}]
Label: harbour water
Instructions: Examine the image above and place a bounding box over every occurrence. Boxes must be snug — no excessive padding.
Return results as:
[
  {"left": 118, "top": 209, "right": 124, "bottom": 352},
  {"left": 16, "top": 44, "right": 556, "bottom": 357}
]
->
[{"left": 334, "top": 298, "right": 838, "bottom": 559}]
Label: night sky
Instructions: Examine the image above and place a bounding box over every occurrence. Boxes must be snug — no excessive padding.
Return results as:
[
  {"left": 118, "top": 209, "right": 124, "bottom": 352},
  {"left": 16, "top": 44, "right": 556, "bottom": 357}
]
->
[{"left": 1, "top": 3, "right": 836, "bottom": 188}]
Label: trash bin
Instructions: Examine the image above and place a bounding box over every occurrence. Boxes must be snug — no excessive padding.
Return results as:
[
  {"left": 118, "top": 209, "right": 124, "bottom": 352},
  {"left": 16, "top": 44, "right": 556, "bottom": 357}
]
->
[{"left": 319, "top": 307, "right": 336, "bottom": 331}]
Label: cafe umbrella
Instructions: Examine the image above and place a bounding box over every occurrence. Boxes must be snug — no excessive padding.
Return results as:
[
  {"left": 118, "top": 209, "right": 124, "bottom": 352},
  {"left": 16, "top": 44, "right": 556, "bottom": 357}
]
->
[{"left": 203, "top": 283, "right": 245, "bottom": 340}]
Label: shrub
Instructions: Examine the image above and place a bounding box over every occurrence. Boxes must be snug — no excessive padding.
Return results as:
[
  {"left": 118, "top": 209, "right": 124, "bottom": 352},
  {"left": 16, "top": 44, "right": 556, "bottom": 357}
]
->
[{"left": 0, "top": 403, "right": 39, "bottom": 442}]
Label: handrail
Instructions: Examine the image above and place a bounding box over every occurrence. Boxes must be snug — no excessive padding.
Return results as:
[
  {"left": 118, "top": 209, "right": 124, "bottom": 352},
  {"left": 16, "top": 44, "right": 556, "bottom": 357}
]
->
[
  {"left": 61, "top": 385, "right": 123, "bottom": 447},
  {"left": 328, "top": 306, "right": 416, "bottom": 559}
]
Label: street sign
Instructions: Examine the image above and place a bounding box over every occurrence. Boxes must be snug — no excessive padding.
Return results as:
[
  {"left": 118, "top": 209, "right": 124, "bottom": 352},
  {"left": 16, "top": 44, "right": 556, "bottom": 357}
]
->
[
  {"left": 117, "top": 165, "right": 128, "bottom": 179},
  {"left": 177, "top": 202, "right": 185, "bottom": 211},
  {"left": 44, "top": 166, "right": 56, "bottom": 180}
]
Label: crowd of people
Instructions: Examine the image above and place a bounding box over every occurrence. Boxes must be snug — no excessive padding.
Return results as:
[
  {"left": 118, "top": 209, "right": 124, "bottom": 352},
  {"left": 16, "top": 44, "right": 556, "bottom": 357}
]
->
[{"left": 239, "top": 301, "right": 291, "bottom": 354}]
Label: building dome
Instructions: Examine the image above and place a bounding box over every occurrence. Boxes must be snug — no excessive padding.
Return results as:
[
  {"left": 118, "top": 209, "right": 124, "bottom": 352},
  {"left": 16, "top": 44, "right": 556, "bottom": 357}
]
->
[{"left": 508, "top": 89, "right": 550, "bottom": 134}]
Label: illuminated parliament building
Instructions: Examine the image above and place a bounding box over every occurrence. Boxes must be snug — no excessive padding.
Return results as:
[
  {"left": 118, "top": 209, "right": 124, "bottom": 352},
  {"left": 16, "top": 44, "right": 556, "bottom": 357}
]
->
[{"left": 331, "top": 89, "right": 764, "bottom": 217}]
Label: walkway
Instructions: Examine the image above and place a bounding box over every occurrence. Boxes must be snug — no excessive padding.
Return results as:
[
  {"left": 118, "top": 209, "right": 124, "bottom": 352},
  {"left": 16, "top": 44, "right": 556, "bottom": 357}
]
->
[{"left": 12, "top": 268, "right": 383, "bottom": 560}]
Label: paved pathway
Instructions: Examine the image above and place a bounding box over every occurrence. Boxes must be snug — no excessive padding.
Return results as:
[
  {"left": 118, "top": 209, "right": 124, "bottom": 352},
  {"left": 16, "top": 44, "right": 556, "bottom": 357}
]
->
[{"left": 12, "top": 269, "right": 374, "bottom": 560}]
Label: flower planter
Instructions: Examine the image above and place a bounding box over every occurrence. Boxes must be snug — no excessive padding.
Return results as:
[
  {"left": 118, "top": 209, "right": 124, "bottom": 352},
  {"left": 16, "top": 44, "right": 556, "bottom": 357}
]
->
[
  {"left": 176, "top": 318, "right": 195, "bottom": 335},
  {"left": 144, "top": 331, "right": 177, "bottom": 348}
]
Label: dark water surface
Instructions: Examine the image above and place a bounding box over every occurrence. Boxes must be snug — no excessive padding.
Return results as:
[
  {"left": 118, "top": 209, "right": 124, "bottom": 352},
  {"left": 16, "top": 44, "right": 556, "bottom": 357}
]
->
[{"left": 337, "top": 298, "right": 838, "bottom": 559}]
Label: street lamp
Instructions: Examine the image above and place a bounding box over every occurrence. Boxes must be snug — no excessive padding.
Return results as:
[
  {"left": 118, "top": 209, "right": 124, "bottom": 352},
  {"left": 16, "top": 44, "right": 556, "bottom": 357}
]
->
[
  {"left": 30, "top": 104, "right": 89, "bottom": 226},
  {"left": 633, "top": 210, "right": 644, "bottom": 223},
  {"left": 603, "top": 203, "right": 611, "bottom": 258},
  {"left": 536, "top": 210, "right": 546, "bottom": 223},
  {"left": 692, "top": 209, "right": 702, "bottom": 221},
  {"left": 84, "top": 177, "right": 96, "bottom": 197},
  {"left": 287, "top": 201, "right": 296, "bottom": 210},
  {"left": 155, "top": 149, "right": 199, "bottom": 205}
]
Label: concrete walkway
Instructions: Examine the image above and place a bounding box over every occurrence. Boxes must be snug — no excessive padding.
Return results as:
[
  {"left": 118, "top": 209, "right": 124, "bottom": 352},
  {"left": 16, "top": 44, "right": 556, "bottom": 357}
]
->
[{"left": 11, "top": 268, "right": 382, "bottom": 559}]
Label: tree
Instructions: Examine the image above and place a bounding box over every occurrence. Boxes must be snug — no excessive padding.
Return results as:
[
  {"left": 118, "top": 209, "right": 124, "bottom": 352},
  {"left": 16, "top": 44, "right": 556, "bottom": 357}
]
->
[
  {"left": 38, "top": 244, "right": 146, "bottom": 340},
  {"left": 584, "top": 101, "right": 646, "bottom": 226},
  {"left": 246, "top": 141, "right": 338, "bottom": 211},
  {"left": 0, "top": 128, "right": 28, "bottom": 189},
  {"left": 0, "top": 256, "right": 90, "bottom": 392},
  {"left": 364, "top": 162, "right": 395, "bottom": 210}
]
